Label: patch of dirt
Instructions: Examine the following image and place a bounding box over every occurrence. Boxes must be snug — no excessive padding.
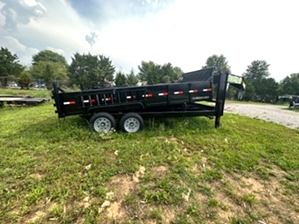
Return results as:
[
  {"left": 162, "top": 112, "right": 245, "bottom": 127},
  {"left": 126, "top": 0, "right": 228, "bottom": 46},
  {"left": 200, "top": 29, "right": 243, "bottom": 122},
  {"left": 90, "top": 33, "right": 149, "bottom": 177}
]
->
[
  {"left": 30, "top": 173, "right": 45, "bottom": 181},
  {"left": 101, "top": 166, "right": 148, "bottom": 222},
  {"left": 208, "top": 171, "right": 299, "bottom": 223},
  {"left": 23, "top": 201, "right": 56, "bottom": 223},
  {"left": 151, "top": 165, "right": 168, "bottom": 178}
]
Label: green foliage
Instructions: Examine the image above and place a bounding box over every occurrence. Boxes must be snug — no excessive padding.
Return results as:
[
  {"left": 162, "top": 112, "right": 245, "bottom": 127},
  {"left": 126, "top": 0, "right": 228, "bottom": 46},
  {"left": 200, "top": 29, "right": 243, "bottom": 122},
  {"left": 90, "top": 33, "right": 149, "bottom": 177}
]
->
[
  {"left": 68, "top": 53, "right": 115, "bottom": 89},
  {"left": 114, "top": 71, "right": 127, "bottom": 87},
  {"left": 0, "top": 47, "right": 24, "bottom": 86},
  {"left": 244, "top": 60, "right": 270, "bottom": 80},
  {"left": 243, "top": 60, "right": 278, "bottom": 102},
  {"left": 203, "top": 54, "right": 230, "bottom": 72},
  {"left": 17, "top": 70, "right": 32, "bottom": 89},
  {"left": 126, "top": 69, "right": 139, "bottom": 86},
  {"left": 31, "top": 61, "right": 68, "bottom": 89},
  {"left": 138, "top": 61, "right": 183, "bottom": 85},
  {"left": 279, "top": 73, "right": 299, "bottom": 95},
  {"left": 1, "top": 92, "right": 299, "bottom": 223},
  {"left": 243, "top": 82, "right": 255, "bottom": 101},
  {"left": 32, "top": 50, "right": 68, "bottom": 68}
]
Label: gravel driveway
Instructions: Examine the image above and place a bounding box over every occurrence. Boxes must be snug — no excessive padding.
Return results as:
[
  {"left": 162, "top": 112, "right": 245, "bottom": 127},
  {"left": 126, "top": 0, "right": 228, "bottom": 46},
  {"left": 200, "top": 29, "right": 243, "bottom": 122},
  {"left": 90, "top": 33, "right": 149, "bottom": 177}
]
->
[{"left": 224, "top": 103, "right": 299, "bottom": 129}]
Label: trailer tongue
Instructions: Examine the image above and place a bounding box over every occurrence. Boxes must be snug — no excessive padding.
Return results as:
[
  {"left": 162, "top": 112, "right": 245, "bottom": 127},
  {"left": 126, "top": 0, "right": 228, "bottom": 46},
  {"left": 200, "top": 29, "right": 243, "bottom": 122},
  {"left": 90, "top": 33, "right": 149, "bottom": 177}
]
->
[{"left": 52, "top": 67, "right": 238, "bottom": 133}]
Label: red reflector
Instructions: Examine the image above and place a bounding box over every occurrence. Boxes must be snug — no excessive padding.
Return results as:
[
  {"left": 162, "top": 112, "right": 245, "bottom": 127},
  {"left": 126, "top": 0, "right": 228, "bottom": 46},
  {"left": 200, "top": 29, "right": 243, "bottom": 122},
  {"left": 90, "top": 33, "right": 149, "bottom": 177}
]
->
[
  {"left": 91, "top": 99, "right": 95, "bottom": 103},
  {"left": 133, "top": 95, "right": 136, "bottom": 99},
  {"left": 106, "top": 98, "right": 111, "bottom": 101},
  {"left": 146, "top": 93, "right": 153, "bottom": 97},
  {"left": 203, "top": 88, "right": 212, "bottom": 92},
  {"left": 69, "top": 101, "right": 76, "bottom": 105}
]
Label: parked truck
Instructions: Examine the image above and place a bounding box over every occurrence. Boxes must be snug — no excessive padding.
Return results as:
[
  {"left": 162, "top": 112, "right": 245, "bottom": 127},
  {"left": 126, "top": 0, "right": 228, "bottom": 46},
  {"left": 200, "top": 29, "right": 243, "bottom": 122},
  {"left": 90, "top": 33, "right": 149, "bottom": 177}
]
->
[{"left": 52, "top": 67, "right": 245, "bottom": 133}]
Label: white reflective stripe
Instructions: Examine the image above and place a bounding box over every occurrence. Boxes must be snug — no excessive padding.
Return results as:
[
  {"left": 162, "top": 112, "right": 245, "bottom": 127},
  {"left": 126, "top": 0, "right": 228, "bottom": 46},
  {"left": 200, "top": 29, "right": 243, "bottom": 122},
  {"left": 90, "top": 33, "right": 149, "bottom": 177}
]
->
[
  {"left": 127, "top": 96, "right": 132, "bottom": 99},
  {"left": 158, "top": 93, "right": 164, "bottom": 96},
  {"left": 142, "top": 94, "right": 152, "bottom": 97},
  {"left": 189, "top": 90, "right": 198, "bottom": 93},
  {"left": 203, "top": 88, "right": 212, "bottom": 92},
  {"left": 63, "top": 101, "right": 76, "bottom": 105},
  {"left": 83, "top": 100, "right": 89, "bottom": 103},
  {"left": 174, "top": 91, "right": 183, "bottom": 95}
]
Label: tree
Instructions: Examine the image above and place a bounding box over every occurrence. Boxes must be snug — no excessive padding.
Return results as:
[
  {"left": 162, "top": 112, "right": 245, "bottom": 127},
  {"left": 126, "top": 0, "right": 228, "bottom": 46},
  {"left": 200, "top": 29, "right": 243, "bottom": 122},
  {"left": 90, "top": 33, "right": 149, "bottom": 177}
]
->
[
  {"left": 98, "top": 55, "right": 115, "bottom": 87},
  {"left": 138, "top": 61, "right": 183, "bottom": 85},
  {"left": 243, "top": 60, "right": 270, "bottom": 80},
  {"left": 68, "top": 53, "right": 115, "bottom": 89},
  {"left": 161, "top": 63, "right": 183, "bottom": 83},
  {"left": 278, "top": 73, "right": 299, "bottom": 95},
  {"left": 244, "top": 82, "right": 255, "bottom": 101},
  {"left": 203, "top": 54, "right": 230, "bottom": 72},
  {"left": 115, "top": 71, "right": 127, "bottom": 87},
  {"left": 0, "top": 47, "right": 24, "bottom": 86},
  {"left": 31, "top": 61, "right": 68, "bottom": 89},
  {"left": 138, "top": 61, "right": 161, "bottom": 85},
  {"left": 257, "top": 77, "right": 279, "bottom": 102},
  {"left": 243, "top": 60, "right": 278, "bottom": 102},
  {"left": 126, "top": 70, "right": 139, "bottom": 86},
  {"left": 32, "top": 50, "right": 68, "bottom": 68},
  {"left": 18, "top": 70, "right": 32, "bottom": 89}
]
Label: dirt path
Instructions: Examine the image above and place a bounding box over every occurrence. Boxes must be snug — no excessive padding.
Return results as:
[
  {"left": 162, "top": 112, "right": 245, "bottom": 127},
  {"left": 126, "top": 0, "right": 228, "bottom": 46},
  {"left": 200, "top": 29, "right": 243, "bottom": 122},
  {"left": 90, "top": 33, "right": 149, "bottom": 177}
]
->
[{"left": 224, "top": 103, "right": 299, "bottom": 129}]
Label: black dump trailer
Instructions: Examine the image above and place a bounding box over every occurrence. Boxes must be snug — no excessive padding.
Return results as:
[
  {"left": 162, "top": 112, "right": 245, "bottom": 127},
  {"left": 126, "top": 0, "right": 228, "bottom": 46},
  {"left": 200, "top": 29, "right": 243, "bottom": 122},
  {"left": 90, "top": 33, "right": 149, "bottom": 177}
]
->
[{"left": 52, "top": 67, "right": 238, "bottom": 133}]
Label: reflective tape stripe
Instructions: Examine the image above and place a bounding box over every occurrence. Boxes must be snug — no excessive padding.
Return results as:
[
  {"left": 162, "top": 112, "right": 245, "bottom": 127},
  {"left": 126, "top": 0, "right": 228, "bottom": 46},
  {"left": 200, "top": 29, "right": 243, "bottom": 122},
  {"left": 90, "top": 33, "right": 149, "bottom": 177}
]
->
[
  {"left": 83, "top": 99, "right": 96, "bottom": 103},
  {"left": 203, "top": 88, "right": 212, "bottom": 92},
  {"left": 189, "top": 89, "right": 198, "bottom": 93},
  {"left": 101, "top": 98, "right": 111, "bottom": 101},
  {"left": 127, "top": 95, "right": 136, "bottom": 99},
  {"left": 63, "top": 101, "right": 76, "bottom": 105},
  {"left": 174, "top": 91, "right": 183, "bottom": 95},
  {"left": 158, "top": 92, "right": 168, "bottom": 96},
  {"left": 142, "top": 94, "right": 153, "bottom": 98}
]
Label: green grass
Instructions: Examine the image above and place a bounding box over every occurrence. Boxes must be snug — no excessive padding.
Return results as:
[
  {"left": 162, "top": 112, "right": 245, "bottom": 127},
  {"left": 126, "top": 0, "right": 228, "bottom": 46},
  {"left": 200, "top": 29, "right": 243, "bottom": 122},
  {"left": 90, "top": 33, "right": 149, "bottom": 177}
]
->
[
  {"left": 0, "top": 88, "right": 50, "bottom": 98},
  {"left": 1, "top": 89, "right": 299, "bottom": 223}
]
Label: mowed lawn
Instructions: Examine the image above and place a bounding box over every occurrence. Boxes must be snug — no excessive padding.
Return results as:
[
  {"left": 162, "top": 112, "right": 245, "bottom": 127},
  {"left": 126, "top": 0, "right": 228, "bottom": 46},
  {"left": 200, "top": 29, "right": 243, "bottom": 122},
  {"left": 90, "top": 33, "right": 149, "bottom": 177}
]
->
[{"left": 0, "top": 89, "right": 299, "bottom": 224}]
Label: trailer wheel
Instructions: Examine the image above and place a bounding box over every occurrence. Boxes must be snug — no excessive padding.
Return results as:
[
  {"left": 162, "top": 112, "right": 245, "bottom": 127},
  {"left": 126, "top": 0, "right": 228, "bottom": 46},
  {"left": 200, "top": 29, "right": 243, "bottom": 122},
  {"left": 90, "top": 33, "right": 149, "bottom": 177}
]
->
[
  {"left": 120, "top": 113, "right": 144, "bottom": 133},
  {"left": 90, "top": 112, "right": 116, "bottom": 133}
]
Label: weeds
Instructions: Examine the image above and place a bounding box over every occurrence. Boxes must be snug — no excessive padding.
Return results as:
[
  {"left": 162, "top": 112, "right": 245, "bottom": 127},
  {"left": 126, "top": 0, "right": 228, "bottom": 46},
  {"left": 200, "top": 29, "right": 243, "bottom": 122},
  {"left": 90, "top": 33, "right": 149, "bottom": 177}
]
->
[{"left": 1, "top": 91, "right": 299, "bottom": 223}]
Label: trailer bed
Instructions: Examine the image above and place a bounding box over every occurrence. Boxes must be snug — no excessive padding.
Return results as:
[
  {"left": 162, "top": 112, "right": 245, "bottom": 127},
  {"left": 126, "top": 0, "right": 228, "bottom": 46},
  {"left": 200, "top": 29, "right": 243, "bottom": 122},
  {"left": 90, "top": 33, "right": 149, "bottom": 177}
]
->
[
  {"left": 52, "top": 67, "right": 230, "bottom": 132},
  {"left": 0, "top": 95, "right": 49, "bottom": 107}
]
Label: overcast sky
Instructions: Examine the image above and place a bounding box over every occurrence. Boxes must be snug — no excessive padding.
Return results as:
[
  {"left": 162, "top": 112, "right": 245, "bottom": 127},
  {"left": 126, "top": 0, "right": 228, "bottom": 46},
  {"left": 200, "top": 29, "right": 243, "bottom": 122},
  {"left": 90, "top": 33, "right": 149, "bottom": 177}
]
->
[{"left": 0, "top": 0, "right": 298, "bottom": 82}]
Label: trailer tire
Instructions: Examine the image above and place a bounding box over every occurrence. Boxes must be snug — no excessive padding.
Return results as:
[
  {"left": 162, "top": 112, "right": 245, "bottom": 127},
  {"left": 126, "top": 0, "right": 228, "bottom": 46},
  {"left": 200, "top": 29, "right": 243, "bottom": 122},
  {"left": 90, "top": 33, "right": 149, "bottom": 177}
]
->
[
  {"left": 90, "top": 112, "right": 116, "bottom": 133},
  {"left": 119, "top": 113, "right": 144, "bottom": 133}
]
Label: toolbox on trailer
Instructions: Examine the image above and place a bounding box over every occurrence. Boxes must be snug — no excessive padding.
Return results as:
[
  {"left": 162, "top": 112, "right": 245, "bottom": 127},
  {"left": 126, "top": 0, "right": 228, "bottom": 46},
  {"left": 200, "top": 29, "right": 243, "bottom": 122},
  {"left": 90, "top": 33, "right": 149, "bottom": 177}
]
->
[{"left": 52, "top": 67, "right": 239, "bottom": 133}]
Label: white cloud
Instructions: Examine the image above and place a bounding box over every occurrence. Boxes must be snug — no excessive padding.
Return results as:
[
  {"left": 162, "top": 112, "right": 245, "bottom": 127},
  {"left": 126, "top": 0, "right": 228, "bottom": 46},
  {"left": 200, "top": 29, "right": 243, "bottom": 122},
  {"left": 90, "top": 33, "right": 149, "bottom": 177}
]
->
[
  {"left": 85, "top": 31, "right": 99, "bottom": 47},
  {"left": 0, "top": 0, "right": 46, "bottom": 31},
  {"left": 0, "top": 0, "right": 298, "bottom": 81},
  {"left": 0, "top": 35, "right": 39, "bottom": 66}
]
